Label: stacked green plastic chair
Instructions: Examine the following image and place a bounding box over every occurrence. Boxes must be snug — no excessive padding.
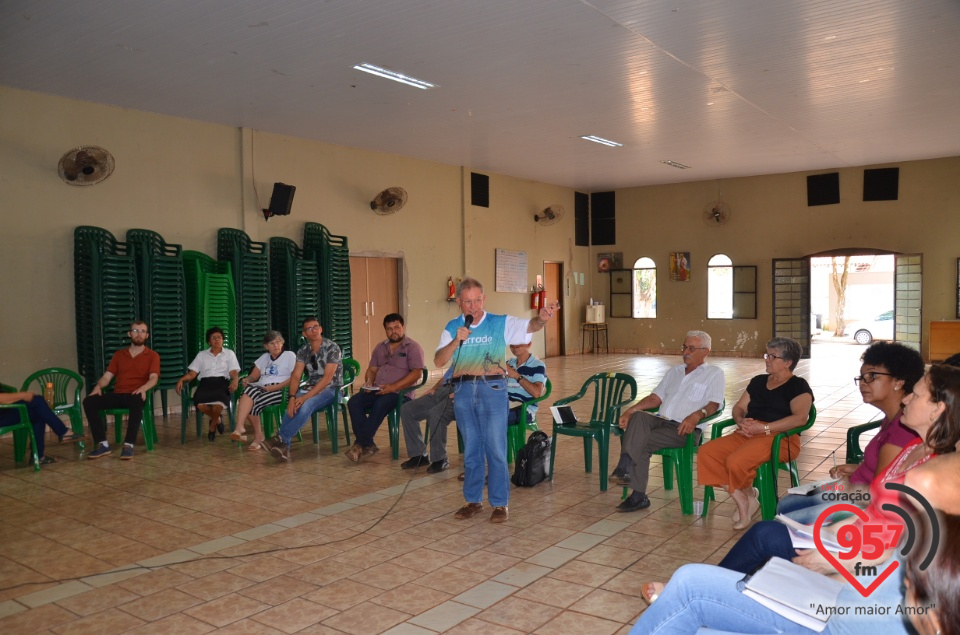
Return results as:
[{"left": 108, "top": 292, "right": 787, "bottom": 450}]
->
[
  {"left": 73, "top": 227, "right": 140, "bottom": 392},
  {"left": 127, "top": 230, "right": 188, "bottom": 417},
  {"left": 217, "top": 229, "right": 271, "bottom": 370},
  {"left": 182, "top": 251, "right": 237, "bottom": 358},
  {"left": 269, "top": 237, "right": 321, "bottom": 344},
  {"left": 303, "top": 222, "right": 352, "bottom": 359}
]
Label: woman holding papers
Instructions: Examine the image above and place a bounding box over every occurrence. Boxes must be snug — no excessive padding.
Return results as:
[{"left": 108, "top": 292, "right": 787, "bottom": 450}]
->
[
  {"left": 779, "top": 342, "right": 925, "bottom": 523},
  {"left": 697, "top": 337, "right": 814, "bottom": 529},
  {"left": 718, "top": 364, "right": 960, "bottom": 575}
]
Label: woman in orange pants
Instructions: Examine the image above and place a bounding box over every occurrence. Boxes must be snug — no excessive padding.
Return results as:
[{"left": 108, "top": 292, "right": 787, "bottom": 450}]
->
[{"left": 697, "top": 337, "right": 813, "bottom": 530}]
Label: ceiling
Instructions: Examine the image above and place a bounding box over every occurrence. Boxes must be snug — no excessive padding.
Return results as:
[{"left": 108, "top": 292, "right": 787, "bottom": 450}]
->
[{"left": 2, "top": 0, "right": 959, "bottom": 191}]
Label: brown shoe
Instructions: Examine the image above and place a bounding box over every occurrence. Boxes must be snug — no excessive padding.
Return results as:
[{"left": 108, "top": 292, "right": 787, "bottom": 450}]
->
[
  {"left": 345, "top": 444, "right": 363, "bottom": 463},
  {"left": 453, "top": 502, "right": 483, "bottom": 520},
  {"left": 490, "top": 506, "right": 509, "bottom": 523}
]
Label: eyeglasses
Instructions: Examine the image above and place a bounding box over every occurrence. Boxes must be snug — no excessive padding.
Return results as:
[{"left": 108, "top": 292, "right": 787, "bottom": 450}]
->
[
  {"left": 130, "top": 329, "right": 148, "bottom": 334},
  {"left": 680, "top": 345, "right": 707, "bottom": 353},
  {"left": 309, "top": 354, "right": 319, "bottom": 371},
  {"left": 304, "top": 325, "right": 321, "bottom": 332},
  {"left": 854, "top": 372, "right": 893, "bottom": 385},
  {"left": 763, "top": 353, "right": 783, "bottom": 361}
]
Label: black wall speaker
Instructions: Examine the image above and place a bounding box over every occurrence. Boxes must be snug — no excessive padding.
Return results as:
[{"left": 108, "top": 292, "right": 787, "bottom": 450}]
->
[
  {"left": 470, "top": 172, "right": 490, "bottom": 208},
  {"left": 863, "top": 167, "right": 899, "bottom": 201},
  {"left": 263, "top": 182, "right": 296, "bottom": 220},
  {"left": 574, "top": 192, "right": 589, "bottom": 246},
  {"left": 807, "top": 172, "right": 840, "bottom": 206},
  {"left": 590, "top": 191, "right": 616, "bottom": 245}
]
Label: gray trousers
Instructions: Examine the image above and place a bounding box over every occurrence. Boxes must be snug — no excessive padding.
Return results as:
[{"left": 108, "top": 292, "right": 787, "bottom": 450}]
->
[
  {"left": 620, "top": 410, "right": 690, "bottom": 495},
  {"left": 400, "top": 383, "right": 455, "bottom": 461}
]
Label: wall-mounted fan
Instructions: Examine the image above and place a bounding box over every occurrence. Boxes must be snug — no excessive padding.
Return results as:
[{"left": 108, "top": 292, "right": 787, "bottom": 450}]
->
[
  {"left": 58, "top": 146, "right": 115, "bottom": 186},
  {"left": 534, "top": 205, "right": 565, "bottom": 225},
  {"left": 702, "top": 200, "right": 731, "bottom": 226},
  {"left": 370, "top": 187, "right": 408, "bottom": 215}
]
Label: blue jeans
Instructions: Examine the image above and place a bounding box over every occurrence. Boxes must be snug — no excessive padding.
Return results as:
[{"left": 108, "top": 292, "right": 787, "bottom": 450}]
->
[
  {"left": 347, "top": 389, "right": 403, "bottom": 448},
  {"left": 454, "top": 377, "right": 509, "bottom": 507},
  {"left": 278, "top": 386, "right": 338, "bottom": 445},
  {"left": 631, "top": 562, "right": 907, "bottom": 635},
  {"left": 718, "top": 521, "right": 795, "bottom": 574},
  {"left": 0, "top": 396, "right": 68, "bottom": 459}
]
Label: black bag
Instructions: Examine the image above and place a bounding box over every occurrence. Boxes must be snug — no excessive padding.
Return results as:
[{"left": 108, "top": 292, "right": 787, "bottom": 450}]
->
[{"left": 511, "top": 430, "right": 551, "bottom": 487}]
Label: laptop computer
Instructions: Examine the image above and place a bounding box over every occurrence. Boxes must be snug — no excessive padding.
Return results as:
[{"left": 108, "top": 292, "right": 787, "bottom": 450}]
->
[{"left": 550, "top": 405, "right": 578, "bottom": 427}]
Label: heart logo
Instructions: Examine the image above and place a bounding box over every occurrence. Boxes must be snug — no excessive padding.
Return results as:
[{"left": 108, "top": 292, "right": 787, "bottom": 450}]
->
[{"left": 813, "top": 503, "right": 899, "bottom": 597}]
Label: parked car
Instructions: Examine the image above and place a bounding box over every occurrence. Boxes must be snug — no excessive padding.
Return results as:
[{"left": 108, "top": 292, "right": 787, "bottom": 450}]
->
[{"left": 845, "top": 310, "right": 894, "bottom": 344}]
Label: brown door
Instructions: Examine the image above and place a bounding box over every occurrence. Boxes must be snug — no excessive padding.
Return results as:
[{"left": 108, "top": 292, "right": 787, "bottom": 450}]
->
[
  {"left": 349, "top": 256, "right": 402, "bottom": 368},
  {"left": 543, "top": 261, "right": 564, "bottom": 357}
]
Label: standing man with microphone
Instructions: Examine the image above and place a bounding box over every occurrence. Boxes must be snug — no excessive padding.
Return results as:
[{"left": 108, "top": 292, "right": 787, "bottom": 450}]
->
[{"left": 435, "top": 277, "right": 559, "bottom": 523}]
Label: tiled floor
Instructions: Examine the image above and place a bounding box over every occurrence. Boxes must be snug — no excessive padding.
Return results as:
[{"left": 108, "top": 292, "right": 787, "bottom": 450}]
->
[{"left": 0, "top": 342, "right": 880, "bottom": 633}]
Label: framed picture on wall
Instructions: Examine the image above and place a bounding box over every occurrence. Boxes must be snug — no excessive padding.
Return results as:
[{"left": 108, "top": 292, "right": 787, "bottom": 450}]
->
[
  {"left": 669, "top": 252, "right": 691, "bottom": 281},
  {"left": 598, "top": 252, "right": 622, "bottom": 273}
]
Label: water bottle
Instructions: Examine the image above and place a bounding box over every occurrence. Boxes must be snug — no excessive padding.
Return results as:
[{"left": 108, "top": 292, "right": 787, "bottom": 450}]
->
[{"left": 44, "top": 382, "right": 55, "bottom": 408}]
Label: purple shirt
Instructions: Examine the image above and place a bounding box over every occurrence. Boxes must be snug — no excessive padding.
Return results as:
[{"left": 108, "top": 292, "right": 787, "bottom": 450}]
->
[
  {"left": 369, "top": 337, "right": 425, "bottom": 398},
  {"left": 849, "top": 410, "right": 918, "bottom": 485}
]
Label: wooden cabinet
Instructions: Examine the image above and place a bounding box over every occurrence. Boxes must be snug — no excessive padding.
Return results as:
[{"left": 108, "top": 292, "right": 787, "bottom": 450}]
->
[
  {"left": 350, "top": 257, "right": 400, "bottom": 367},
  {"left": 928, "top": 321, "right": 960, "bottom": 362}
]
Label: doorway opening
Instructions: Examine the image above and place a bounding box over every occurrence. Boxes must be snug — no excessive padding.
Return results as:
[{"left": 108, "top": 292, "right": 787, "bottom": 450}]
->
[{"left": 810, "top": 254, "right": 894, "bottom": 362}]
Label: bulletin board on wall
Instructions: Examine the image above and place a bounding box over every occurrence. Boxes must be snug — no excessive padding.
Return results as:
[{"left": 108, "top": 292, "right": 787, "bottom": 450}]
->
[{"left": 495, "top": 248, "right": 528, "bottom": 293}]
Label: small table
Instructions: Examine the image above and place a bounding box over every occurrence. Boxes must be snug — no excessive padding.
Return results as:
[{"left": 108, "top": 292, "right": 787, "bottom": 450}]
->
[{"left": 581, "top": 323, "right": 609, "bottom": 354}]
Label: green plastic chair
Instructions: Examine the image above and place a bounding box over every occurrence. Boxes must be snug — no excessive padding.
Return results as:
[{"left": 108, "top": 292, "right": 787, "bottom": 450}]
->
[
  {"left": 179, "top": 372, "right": 244, "bottom": 443},
  {"left": 386, "top": 369, "right": 429, "bottom": 460},
  {"left": 308, "top": 358, "right": 359, "bottom": 453},
  {"left": 97, "top": 391, "right": 158, "bottom": 452},
  {"left": 507, "top": 379, "right": 553, "bottom": 463},
  {"left": 617, "top": 401, "right": 725, "bottom": 515},
  {"left": 844, "top": 419, "right": 882, "bottom": 464},
  {"left": 21, "top": 367, "right": 86, "bottom": 450},
  {"left": 548, "top": 372, "right": 638, "bottom": 491},
  {"left": 701, "top": 404, "right": 817, "bottom": 520},
  {"left": 0, "top": 383, "right": 41, "bottom": 471}
]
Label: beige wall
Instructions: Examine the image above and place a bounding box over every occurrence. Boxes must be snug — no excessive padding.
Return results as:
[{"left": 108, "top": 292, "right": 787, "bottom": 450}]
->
[
  {"left": 3, "top": 84, "right": 958, "bottom": 385},
  {"left": 596, "top": 157, "right": 960, "bottom": 357},
  {"left": 0, "top": 86, "right": 589, "bottom": 384}
]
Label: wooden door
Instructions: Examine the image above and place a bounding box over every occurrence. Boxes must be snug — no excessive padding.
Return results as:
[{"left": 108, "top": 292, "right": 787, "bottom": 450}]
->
[
  {"left": 543, "top": 261, "right": 564, "bottom": 357},
  {"left": 349, "top": 257, "right": 372, "bottom": 366},
  {"left": 348, "top": 256, "right": 401, "bottom": 367}
]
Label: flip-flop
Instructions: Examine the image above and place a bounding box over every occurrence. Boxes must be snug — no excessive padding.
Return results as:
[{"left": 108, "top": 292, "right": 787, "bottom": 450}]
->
[
  {"left": 248, "top": 441, "right": 266, "bottom": 452},
  {"left": 32, "top": 456, "right": 59, "bottom": 465},
  {"left": 60, "top": 431, "right": 84, "bottom": 443},
  {"left": 230, "top": 431, "right": 247, "bottom": 442},
  {"left": 641, "top": 581, "right": 664, "bottom": 605}
]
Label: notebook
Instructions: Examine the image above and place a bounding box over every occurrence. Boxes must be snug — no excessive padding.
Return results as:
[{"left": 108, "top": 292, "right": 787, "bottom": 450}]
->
[
  {"left": 739, "top": 557, "right": 844, "bottom": 632},
  {"left": 550, "top": 405, "right": 577, "bottom": 427}
]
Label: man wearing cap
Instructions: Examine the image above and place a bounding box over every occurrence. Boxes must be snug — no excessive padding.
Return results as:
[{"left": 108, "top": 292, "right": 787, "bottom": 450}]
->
[{"left": 435, "top": 277, "right": 558, "bottom": 524}]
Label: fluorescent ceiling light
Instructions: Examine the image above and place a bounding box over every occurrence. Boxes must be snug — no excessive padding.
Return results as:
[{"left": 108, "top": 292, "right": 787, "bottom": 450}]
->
[
  {"left": 660, "top": 160, "right": 691, "bottom": 169},
  {"left": 353, "top": 63, "right": 437, "bottom": 89},
  {"left": 581, "top": 135, "right": 623, "bottom": 147}
]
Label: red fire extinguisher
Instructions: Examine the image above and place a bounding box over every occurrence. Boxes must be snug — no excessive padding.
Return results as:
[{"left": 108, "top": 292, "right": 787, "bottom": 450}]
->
[{"left": 531, "top": 286, "right": 545, "bottom": 310}]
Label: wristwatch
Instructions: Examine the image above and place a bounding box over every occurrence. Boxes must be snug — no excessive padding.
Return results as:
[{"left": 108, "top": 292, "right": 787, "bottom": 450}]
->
[
  {"left": 699, "top": 408, "right": 708, "bottom": 419},
  {"left": 764, "top": 424, "right": 771, "bottom": 436}
]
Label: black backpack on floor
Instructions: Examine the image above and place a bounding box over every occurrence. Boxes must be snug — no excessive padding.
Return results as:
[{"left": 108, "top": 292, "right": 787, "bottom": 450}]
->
[{"left": 511, "top": 430, "right": 551, "bottom": 487}]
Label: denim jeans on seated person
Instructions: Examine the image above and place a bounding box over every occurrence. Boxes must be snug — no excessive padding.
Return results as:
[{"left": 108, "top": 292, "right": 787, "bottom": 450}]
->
[
  {"left": 277, "top": 386, "right": 338, "bottom": 445},
  {"left": 454, "top": 377, "right": 509, "bottom": 507},
  {"left": 631, "top": 560, "right": 906, "bottom": 635}
]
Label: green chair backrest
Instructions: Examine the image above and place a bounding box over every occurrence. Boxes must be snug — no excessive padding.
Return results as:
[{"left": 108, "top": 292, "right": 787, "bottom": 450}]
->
[
  {"left": 583, "top": 372, "right": 638, "bottom": 424},
  {"left": 21, "top": 368, "right": 84, "bottom": 407}
]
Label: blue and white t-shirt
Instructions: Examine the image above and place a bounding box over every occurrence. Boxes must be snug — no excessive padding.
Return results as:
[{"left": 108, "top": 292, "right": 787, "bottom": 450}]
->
[
  {"left": 507, "top": 353, "right": 547, "bottom": 416},
  {"left": 437, "top": 312, "right": 531, "bottom": 377},
  {"left": 252, "top": 350, "right": 297, "bottom": 387}
]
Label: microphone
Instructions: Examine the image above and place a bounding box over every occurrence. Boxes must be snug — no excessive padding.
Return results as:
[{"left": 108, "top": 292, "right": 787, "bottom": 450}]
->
[{"left": 459, "top": 314, "right": 474, "bottom": 348}]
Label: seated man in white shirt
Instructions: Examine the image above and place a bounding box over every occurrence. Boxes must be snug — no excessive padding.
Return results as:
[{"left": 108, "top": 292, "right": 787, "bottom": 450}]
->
[{"left": 612, "top": 330, "right": 725, "bottom": 512}]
